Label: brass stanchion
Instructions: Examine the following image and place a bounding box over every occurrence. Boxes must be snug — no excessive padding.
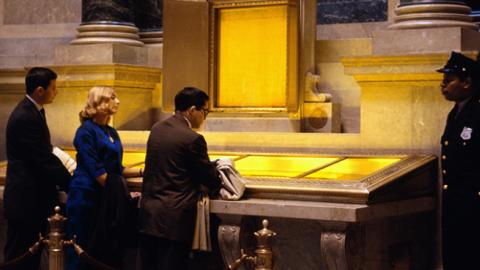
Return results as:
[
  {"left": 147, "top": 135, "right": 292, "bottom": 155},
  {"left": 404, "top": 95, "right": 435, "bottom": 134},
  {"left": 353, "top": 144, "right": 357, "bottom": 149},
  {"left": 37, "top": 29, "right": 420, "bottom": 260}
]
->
[
  {"left": 44, "top": 206, "right": 67, "bottom": 270},
  {"left": 227, "top": 219, "right": 277, "bottom": 270},
  {"left": 1, "top": 206, "right": 118, "bottom": 270},
  {"left": 44, "top": 206, "right": 118, "bottom": 270}
]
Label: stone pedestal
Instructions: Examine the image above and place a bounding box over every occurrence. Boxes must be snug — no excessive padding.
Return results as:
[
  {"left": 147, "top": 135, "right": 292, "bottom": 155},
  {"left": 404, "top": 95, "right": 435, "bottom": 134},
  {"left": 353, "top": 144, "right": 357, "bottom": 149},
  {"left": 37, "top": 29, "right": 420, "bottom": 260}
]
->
[
  {"left": 139, "top": 31, "right": 164, "bottom": 47},
  {"left": 71, "top": 0, "right": 144, "bottom": 46},
  {"left": 212, "top": 197, "right": 435, "bottom": 270},
  {"left": 55, "top": 43, "right": 147, "bottom": 65},
  {"left": 57, "top": 41, "right": 162, "bottom": 69},
  {"left": 372, "top": 27, "right": 480, "bottom": 55},
  {"left": 390, "top": 1, "right": 478, "bottom": 30},
  {"left": 71, "top": 22, "right": 144, "bottom": 47}
]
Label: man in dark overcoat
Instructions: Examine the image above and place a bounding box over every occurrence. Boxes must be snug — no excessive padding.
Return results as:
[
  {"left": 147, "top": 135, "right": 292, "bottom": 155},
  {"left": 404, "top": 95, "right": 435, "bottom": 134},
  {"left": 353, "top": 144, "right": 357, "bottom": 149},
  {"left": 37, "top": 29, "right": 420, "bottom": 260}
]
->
[
  {"left": 438, "top": 52, "right": 480, "bottom": 269},
  {"left": 138, "top": 87, "right": 221, "bottom": 270},
  {"left": 3, "top": 67, "right": 71, "bottom": 269}
]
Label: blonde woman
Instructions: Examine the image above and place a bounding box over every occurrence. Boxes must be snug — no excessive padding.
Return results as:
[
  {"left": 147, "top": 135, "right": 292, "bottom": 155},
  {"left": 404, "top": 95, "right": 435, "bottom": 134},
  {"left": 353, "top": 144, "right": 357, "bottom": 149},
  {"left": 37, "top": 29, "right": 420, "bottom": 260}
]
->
[{"left": 66, "top": 86, "right": 142, "bottom": 270}]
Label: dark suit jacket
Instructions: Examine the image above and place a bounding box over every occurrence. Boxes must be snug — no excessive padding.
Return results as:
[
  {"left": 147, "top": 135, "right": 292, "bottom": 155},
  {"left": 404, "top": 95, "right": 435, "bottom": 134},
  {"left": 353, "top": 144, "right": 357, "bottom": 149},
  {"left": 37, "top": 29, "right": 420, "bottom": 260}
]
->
[
  {"left": 3, "top": 97, "right": 71, "bottom": 221},
  {"left": 139, "top": 114, "right": 220, "bottom": 245}
]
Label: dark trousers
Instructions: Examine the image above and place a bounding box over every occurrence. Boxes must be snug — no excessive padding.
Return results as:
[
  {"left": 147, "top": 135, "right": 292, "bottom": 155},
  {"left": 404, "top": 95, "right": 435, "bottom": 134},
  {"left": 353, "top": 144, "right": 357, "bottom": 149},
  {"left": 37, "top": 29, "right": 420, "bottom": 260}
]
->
[
  {"left": 4, "top": 219, "right": 47, "bottom": 270},
  {"left": 139, "top": 234, "right": 190, "bottom": 270},
  {"left": 442, "top": 190, "right": 480, "bottom": 270}
]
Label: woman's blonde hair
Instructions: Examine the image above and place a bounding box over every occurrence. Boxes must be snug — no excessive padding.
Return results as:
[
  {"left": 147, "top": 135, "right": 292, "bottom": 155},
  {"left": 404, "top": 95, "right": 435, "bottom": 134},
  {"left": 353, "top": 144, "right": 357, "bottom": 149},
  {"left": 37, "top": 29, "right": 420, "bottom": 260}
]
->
[{"left": 79, "top": 86, "right": 115, "bottom": 123}]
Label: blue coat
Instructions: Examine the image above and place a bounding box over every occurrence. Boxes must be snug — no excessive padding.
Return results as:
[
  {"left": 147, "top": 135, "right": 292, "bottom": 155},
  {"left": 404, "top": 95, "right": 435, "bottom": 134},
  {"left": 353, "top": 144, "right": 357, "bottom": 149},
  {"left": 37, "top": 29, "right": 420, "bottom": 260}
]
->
[
  {"left": 69, "top": 119, "right": 124, "bottom": 191},
  {"left": 66, "top": 119, "right": 124, "bottom": 270}
]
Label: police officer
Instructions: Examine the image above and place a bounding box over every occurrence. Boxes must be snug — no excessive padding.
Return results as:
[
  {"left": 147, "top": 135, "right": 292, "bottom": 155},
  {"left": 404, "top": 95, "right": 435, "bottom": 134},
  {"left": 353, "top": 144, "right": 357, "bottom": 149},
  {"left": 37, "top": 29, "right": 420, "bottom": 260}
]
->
[{"left": 438, "top": 51, "right": 480, "bottom": 269}]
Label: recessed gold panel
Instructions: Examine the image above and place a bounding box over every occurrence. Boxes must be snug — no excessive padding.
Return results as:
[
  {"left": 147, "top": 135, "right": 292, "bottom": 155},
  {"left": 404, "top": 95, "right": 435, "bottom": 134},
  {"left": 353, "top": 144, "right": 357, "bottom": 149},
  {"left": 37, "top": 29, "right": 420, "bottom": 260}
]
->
[
  {"left": 304, "top": 157, "right": 401, "bottom": 181},
  {"left": 216, "top": 5, "right": 291, "bottom": 108},
  {"left": 234, "top": 155, "right": 339, "bottom": 178}
]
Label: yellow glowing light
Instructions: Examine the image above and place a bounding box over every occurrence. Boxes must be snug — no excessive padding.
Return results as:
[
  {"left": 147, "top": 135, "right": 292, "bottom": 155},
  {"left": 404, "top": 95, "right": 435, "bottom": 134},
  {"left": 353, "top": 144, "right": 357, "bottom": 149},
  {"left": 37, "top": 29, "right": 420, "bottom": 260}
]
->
[
  {"left": 61, "top": 150, "right": 400, "bottom": 182},
  {"left": 234, "top": 155, "right": 339, "bottom": 178},
  {"left": 217, "top": 6, "right": 289, "bottom": 107},
  {"left": 64, "top": 150, "right": 240, "bottom": 169},
  {"left": 305, "top": 158, "right": 401, "bottom": 181}
]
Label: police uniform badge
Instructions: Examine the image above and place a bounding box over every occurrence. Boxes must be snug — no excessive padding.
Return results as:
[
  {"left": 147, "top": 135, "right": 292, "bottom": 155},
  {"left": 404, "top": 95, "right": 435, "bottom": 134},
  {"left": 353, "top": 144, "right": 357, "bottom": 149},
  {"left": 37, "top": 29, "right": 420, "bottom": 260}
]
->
[{"left": 460, "top": 126, "right": 473, "bottom": 140}]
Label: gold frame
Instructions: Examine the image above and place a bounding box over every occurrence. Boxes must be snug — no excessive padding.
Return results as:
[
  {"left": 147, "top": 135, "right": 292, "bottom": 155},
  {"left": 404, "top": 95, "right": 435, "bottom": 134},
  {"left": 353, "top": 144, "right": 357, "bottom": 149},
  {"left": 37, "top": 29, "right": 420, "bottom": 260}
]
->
[
  {"left": 243, "top": 154, "right": 437, "bottom": 204},
  {"left": 208, "top": 0, "right": 298, "bottom": 112}
]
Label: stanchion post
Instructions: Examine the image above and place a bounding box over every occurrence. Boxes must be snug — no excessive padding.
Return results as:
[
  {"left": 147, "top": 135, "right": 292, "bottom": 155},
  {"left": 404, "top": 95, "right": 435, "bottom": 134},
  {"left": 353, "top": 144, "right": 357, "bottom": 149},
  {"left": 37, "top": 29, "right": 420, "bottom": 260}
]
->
[
  {"left": 227, "top": 219, "right": 277, "bottom": 270},
  {"left": 45, "top": 206, "right": 67, "bottom": 270}
]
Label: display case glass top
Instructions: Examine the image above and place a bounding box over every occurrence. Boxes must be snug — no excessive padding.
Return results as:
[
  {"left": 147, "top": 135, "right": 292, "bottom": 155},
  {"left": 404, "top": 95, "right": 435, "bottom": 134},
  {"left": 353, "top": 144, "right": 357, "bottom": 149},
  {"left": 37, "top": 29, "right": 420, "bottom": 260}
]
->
[
  {"left": 33, "top": 149, "right": 437, "bottom": 204},
  {"left": 304, "top": 157, "right": 401, "bottom": 181}
]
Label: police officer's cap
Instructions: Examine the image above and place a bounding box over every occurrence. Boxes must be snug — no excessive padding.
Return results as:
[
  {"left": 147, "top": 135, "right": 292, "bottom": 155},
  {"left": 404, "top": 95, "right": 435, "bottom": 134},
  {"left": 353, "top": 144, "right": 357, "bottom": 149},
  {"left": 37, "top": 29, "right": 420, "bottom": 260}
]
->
[{"left": 437, "top": 51, "right": 479, "bottom": 77}]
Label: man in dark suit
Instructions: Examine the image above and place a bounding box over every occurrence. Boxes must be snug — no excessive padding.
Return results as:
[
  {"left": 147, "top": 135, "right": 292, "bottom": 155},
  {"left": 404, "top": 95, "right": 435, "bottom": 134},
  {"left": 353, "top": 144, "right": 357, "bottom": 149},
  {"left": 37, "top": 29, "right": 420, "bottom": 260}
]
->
[
  {"left": 3, "top": 67, "right": 71, "bottom": 269},
  {"left": 438, "top": 52, "right": 480, "bottom": 269},
  {"left": 138, "top": 87, "right": 221, "bottom": 270}
]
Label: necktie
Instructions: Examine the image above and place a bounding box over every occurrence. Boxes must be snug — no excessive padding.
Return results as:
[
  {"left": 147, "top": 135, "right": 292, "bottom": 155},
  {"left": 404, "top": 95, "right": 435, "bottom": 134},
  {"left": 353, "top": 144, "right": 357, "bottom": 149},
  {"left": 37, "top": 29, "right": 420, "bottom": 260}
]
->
[
  {"left": 40, "top": 108, "right": 46, "bottom": 119},
  {"left": 39, "top": 108, "right": 50, "bottom": 141}
]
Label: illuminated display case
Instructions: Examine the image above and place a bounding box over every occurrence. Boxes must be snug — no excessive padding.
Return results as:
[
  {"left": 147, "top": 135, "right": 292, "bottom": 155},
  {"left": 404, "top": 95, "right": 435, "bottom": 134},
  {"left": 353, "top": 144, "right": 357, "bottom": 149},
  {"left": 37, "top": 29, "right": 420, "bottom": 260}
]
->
[
  {"left": 52, "top": 150, "right": 437, "bottom": 204},
  {"left": 0, "top": 150, "right": 435, "bottom": 204}
]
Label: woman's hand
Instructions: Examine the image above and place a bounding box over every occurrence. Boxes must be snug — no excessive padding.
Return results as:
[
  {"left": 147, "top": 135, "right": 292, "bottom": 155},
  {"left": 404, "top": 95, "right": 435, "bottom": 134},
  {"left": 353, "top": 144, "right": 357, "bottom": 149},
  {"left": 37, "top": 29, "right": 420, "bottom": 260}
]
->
[
  {"left": 96, "top": 173, "right": 107, "bottom": 186},
  {"left": 122, "top": 167, "right": 143, "bottom": 178}
]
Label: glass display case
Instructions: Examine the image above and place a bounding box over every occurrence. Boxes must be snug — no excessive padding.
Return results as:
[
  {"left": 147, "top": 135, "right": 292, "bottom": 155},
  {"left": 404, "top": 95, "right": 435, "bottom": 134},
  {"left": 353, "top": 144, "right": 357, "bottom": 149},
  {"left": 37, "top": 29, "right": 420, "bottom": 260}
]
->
[
  {"left": 85, "top": 150, "right": 437, "bottom": 204},
  {"left": 1, "top": 150, "right": 434, "bottom": 204}
]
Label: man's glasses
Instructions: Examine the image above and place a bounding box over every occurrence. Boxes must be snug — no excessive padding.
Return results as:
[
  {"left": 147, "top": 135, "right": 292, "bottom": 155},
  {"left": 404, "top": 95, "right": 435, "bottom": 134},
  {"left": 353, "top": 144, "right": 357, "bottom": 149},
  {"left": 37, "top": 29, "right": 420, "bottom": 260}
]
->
[{"left": 196, "top": 107, "right": 210, "bottom": 118}]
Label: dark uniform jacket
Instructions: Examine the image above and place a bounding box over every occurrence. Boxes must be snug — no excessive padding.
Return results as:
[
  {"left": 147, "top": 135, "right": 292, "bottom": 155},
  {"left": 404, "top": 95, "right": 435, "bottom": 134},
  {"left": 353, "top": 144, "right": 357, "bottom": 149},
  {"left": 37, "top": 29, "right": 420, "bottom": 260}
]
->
[
  {"left": 3, "top": 97, "right": 71, "bottom": 221},
  {"left": 441, "top": 94, "right": 480, "bottom": 192},
  {"left": 139, "top": 114, "right": 221, "bottom": 245},
  {"left": 441, "top": 93, "right": 480, "bottom": 269}
]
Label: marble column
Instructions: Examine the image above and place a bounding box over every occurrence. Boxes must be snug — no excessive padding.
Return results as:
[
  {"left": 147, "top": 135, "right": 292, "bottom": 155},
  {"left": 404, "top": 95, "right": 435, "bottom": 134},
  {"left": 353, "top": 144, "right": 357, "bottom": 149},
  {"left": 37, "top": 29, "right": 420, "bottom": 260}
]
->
[
  {"left": 135, "top": 0, "right": 163, "bottom": 46},
  {"left": 466, "top": 0, "right": 480, "bottom": 27},
  {"left": 71, "top": 0, "right": 144, "bottom": 46},
  {"left": 389, "top": 0, "right": 478, "bottom": 30}
]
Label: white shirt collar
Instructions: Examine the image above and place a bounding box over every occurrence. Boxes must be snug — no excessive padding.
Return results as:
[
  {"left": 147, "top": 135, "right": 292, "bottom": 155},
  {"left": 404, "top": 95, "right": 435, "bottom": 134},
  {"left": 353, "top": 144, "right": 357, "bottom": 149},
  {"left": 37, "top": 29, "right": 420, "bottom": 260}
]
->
[
  {"left": 26, "top": 94, "right": 43, "bottom": 111},
  {"left": 183, "top": 116, "right": 192, "bottom": 129}
]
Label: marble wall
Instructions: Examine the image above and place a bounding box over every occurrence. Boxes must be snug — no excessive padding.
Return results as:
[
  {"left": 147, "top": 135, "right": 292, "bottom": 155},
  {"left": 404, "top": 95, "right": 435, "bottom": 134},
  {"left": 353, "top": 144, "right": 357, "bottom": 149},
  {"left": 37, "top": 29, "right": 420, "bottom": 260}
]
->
[
  {"left": 0, "top": 0, "right": 81, "bottom": 68},
  {"left": 467, "top": 0, "right": 480, "bottom": 10},
  {"left": 317, "top": 0, "right": 388, "bottom": 25},
  {"left": 82, "top": 0, "right": 134, "bottom": 23},
  {"left": 316, "top": 0, "right": 398, "bottom": 39},
  {"left": 134, "top": 0, "right": 163, "bottom": 31},
  {"left": 3, "top": 0, "right": 80, "bottom": 24},
  {"left": 315, "top": 39, "right": 372, "bottom": 133},
  {"left": 314, "top": 0, "right": 398, "bottom": 132},
  {"left": 82, "top": 0, "right": 163, "bottom": 31}
]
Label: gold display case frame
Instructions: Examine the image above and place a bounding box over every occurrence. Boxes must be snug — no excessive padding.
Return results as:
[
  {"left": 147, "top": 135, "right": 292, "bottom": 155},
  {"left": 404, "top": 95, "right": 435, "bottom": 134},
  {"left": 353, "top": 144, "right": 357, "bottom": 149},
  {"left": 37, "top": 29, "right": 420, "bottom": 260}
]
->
[
  {"left": 119, "top": 151, "right": 436, "bottom": 204},
  {"left": 241, "top": 154, "right": 437, "bottom": 204},
  {"left": 0, "top": 151, "right": 436, "bottom": 204},
  {"left": 208, "top": 0, "right": 298, "bottom": 112}
]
